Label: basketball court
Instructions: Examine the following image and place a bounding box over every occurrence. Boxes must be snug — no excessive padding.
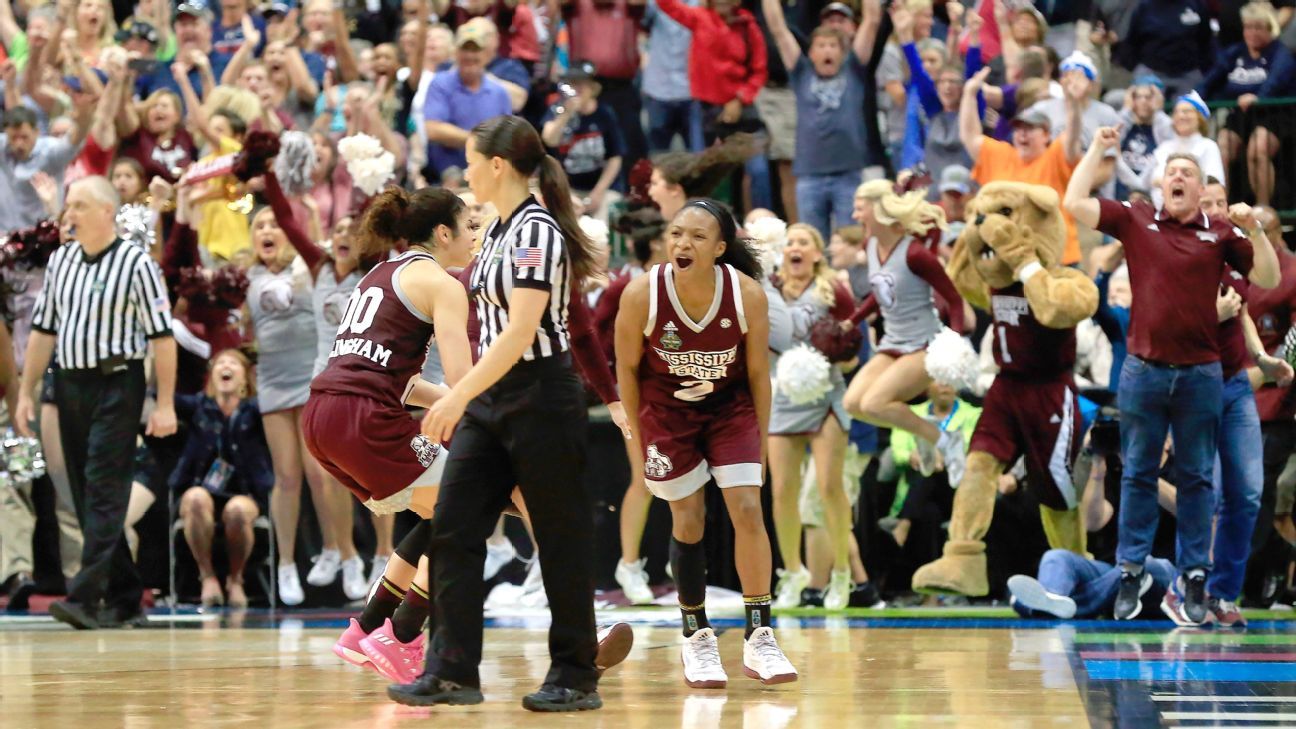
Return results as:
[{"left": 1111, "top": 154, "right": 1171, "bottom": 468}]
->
[{"left": 4, "top": 606, "right": 1296, "bottom": 727}]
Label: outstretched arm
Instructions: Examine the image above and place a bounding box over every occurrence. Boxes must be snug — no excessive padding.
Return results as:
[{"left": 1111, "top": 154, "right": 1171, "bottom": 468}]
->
[
  {"left": 263, "top": 172, "right": 325, "bottom": 271},
  {"left": 762, "top": 0, "right": 800, "bottom": 72}
]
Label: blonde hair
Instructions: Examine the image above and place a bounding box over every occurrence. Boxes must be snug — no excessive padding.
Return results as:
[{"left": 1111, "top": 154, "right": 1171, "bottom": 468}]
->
[
  {"left": 203, "top": 86, "right": 264, "bottom": 132},
  {"left": 75, "top": 0, "right": 117, "bottom": 51},
  {"left": 1242, "top": 1, "right": 1282, "bottom": 37},
  {"left": 786, "top": 223, "right": 839, "bottom": 308},
  {"left": 855, "top": 180, "right": 947, "bottom": 236}
]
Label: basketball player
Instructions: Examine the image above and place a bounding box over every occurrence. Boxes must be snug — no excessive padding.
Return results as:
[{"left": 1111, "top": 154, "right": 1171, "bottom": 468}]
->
[
  {"left": 615, "top": 199, "right": 798, "bottom": 689},
  {"left": 842, "top": 181, "right": 967, "bottom": 489}
]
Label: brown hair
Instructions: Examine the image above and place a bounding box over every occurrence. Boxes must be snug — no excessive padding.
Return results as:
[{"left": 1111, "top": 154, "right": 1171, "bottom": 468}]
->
[
  {"left": 359, "top": 186, "right": 465, "bottom": 259},
  {"left": 205, "top": 349, "right": 256, "bottom": 399},
  {"left": 834, "top": 224, "right": 865, "bottom": 248},
  {"left": 654, "top": 133, "right": 760, "bottom": 197},
  {"left": 810, "top": 26, "right": 848, "bottom": 52},
  {"left": 470, "top": 115, "right": 598, "bottom": 282},
  {"left": 1165, "top": 152, "right": 1205, "bottom": 180}
]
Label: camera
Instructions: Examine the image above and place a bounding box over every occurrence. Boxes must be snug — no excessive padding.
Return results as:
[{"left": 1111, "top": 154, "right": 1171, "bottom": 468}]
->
[{"left": 553, "top": 82, "right": 578, "bottom": 116}]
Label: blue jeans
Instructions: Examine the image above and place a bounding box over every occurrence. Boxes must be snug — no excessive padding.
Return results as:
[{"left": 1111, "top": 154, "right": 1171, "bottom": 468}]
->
[
  {"left": 795, "top": 170, "right": 861, "bottom": 241},
  {"left": 1116, "top": 356, "right": 1223, "bottom": 572},
  {"left": 1211, "top": 370, "right": 1263, "bottom": 600},
  {"left": 644, "top": 96, "right": 703, "bottom": 153},
  {"left": 1025, "top": 550, "right": 1177, "bottom": 618},
  {"left": 746, "top": 153, "right": 773, "bottom": 212}
]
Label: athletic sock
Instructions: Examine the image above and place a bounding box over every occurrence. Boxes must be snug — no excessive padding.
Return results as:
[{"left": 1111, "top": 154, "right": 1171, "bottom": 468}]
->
[
  {"left": 743, "top": 594, "right": 772, "bottom": 639},
  {"left": 392, "top": 582, "right": 431, "bottom": 643},
  {"left": 358, "top": 577, "right": 405, "bottom": 633},
  {"left": 670, "top": 537, "right": 710, "bottom": 637}
]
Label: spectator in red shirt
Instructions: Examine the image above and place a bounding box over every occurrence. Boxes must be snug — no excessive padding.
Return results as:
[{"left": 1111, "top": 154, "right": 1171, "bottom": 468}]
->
[{"left": 655, "top": 0, "right": 768, "bottom": 144}]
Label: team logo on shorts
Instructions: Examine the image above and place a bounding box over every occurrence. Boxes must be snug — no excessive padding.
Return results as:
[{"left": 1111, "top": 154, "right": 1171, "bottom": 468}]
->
[
  {"left": 660, "top": 321, "right": 683, "bottom": 351},
  {"left": 720, "top": 318, "right": 732, "bottom": 329},
  {"left": 644, "top": 445, "right": 674, "bottom": 478},
  {"left": 410, "top": 435, "right": 440, "bottom": 468}
]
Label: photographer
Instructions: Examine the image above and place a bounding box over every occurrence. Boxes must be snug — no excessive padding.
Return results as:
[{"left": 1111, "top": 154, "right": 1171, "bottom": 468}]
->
[{"left": 540, "top": 62, "right": 623, "bottom": 221}]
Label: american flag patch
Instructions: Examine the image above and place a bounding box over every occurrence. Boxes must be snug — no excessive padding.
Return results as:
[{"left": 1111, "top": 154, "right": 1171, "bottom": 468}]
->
[{"left": 514, "top": 247, "right": 545, "bottom": 268}]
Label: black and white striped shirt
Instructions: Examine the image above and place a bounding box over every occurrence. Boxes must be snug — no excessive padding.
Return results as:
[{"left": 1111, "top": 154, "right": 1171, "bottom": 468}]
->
[
  {"left": 472, "top": 199, "right": 571, "bottom": 361},
  {"left": 31, "top": 239, "right": 173, "bottom": 370}
]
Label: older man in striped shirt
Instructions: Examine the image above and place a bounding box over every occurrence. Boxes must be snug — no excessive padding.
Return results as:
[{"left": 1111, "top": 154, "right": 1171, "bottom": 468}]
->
[{"left": 15, "top": 176, "right": 177, "bottom": 630}]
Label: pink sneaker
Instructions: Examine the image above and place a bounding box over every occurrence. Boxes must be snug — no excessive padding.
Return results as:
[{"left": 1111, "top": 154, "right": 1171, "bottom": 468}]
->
[
  {"left": 359, "top": 618, "right": 426, "bottom": 684},
  {"left": 333, "top": 618, "right": 371, "bottom": 668}
]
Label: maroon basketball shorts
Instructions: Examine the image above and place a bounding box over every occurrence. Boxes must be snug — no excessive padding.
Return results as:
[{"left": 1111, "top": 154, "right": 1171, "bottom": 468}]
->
[
  {"left": 639, "top": 396, "right": 762, "bottom": 501},
  {"left": 968, "top": 377, "right": 1082, "bottom": 512},
  {"left": 303, "top": 392, "right": 448, "bottom": 504}
]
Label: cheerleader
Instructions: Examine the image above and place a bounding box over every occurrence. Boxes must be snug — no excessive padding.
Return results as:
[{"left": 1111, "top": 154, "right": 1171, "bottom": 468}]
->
[
  {"left": 615, "top": 199, "right": 797, "bottom": 689},
  {"left": 245, "top": 172, "right": 351, "bottom": 605},
  {"left": 769, "top": 223, "right": 872, "bottom": 609},
  {"left": 843, "top": 180, "right": 968, "bottom": 486}
]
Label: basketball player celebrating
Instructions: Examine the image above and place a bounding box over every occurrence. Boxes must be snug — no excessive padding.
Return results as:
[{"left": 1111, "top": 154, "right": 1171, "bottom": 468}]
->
[
  {"left": 843, "top": 181, "right": 967, "bottom": 487},
  {"left": 615, "top": 199, "right": 798, "bottom": 689}
]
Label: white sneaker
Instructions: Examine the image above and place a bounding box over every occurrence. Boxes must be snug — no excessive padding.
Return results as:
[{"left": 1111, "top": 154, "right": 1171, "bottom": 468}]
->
[
  {"left": 307, "top": 548, "right": 342, "bottom": 587},
  {"left": 1007, "top": 575, "right": 1077, "bottom": 619},
  {"left": 368, "top": 554, "right": 390, "bottom": 586},
  {"left": 914, "top": 437, "right": 938, "bottom": 477},
  {"left": 823, "top": 568, "right": 853, "bottom": 610},
  {"left": 742, "top": 626, "right": 797, "bottom": 684},
  {"left": 278, "top": 564, "right": 304, "bottom": 606},
  {"left": 341, "top": 556, "right": 368, "bottom": 601},
  {"left": 615, "top": 558, "right": 654, "bottom": 604},
  {"left": 773, "top": 566, "right": 811, "bottom": 609},
  {"left": 681, "top": 628, "right": 727, "bottom": 688},
  {"left": 484, "top": 537, "right": 516, "bottom": 580},
  {"left": 937, "top": 429, "right": 967, "bottom": 485}
]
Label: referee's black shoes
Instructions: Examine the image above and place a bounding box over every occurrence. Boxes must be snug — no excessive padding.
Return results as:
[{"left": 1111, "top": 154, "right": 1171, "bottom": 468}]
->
[
  {"left": 521, "top": 684, "right": 603, "bottom": 712},
  {"left": 387, "top": 675, "right": 485, "bottom": 706},
  {"left": 3, "top": 571, "right": 36, "bottom": 611},
  {"left": 48, "top": 600, "right": 100, "bottom": 630}
]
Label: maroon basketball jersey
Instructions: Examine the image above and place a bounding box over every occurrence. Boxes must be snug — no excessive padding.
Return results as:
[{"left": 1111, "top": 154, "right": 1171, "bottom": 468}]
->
[
  {"left": 988, "top": 282, "right": 1076, "bottom": 381},
  {"left": 311, "top": 251, "right": 439, "bottom": 404},
  {"left": 640, "top": 263, "right": 749, "bottom": 407}
]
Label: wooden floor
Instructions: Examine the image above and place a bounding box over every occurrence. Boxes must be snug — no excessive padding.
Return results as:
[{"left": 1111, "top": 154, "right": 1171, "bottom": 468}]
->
[{"left": 0, "top": 618, "right": 1093, "bottom": 728}]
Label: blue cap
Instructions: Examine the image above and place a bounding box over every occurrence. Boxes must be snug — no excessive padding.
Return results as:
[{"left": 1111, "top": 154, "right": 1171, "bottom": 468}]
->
[
  {"left": 1177, "top": 90, "right": 1210, "bottom": 120},
  {"left": 1131, "top": 74, "right": 1164, "bottom": 90},
  {"left": 1059, "top": 51, "right": 1097, "bottom": 81}
]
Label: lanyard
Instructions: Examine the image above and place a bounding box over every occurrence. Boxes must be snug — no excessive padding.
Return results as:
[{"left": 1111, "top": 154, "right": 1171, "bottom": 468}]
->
[{"left": 931, "top": 400, "right": 959, "bottom": 432}]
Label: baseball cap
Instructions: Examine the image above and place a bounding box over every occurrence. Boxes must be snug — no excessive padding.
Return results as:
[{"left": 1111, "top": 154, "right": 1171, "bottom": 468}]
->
[
  {"left": 562, "top": 60, "right": 597, "bottom": 84},
  {"left": 820, "top": 2, "right": 855, "bottom": 21},
  {"left": 456, "top": 19, "right": 494, "bottom": 49},
  {"left": 1131, "top": 73, "right": 1164, "bottom": 91},
  {"left": 175, "top": 3, "right": 214, "bottom": 21},
  {"left": 1059, "top": 50, "right": 1098, "bottom": 81},
  {"left": 261, "top": 2, "right": 291, "bottom": 18},
  {"left": 115, "top": 19, "right": 159, "bottom": 45},
  {"left": 63, "top": 69, "right": 109, "bottom": 93},
  {"left": 939, "top": 165, "right": 971, "bottom": 196},
  {"left": 1011, "top": 108, "right": 1051, "bottom": 131}
]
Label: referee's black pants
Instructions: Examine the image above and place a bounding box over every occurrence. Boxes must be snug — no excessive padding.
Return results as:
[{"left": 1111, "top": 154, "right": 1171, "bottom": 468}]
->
[
  {"left": 425, "top": 354, "right": 599, "bottom": 693},
  {"left": 55, "top": 362, "right": 146, "bottom": 615}
]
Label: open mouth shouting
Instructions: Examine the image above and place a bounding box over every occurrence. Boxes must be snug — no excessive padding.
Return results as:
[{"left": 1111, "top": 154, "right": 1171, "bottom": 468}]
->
[
  {"left": 674, "top": 253, "right": 694, "bottom": 271},
  {"left": 1169, "top": 184, "right": 1187, "bottom": 203}
]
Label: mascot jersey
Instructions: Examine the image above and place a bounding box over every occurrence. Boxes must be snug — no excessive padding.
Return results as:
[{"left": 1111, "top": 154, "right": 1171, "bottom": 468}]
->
[{"left": 989, "top": 282, "right": 1077, "bottom": 381}]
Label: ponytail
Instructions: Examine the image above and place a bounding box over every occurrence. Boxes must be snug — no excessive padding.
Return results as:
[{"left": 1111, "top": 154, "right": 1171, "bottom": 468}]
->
[
  {"left": 538, "top": 154, "right": 597, "bottom": 283},
  {"left": 357, "top": 186, "right": 465, "bottom": 260}
]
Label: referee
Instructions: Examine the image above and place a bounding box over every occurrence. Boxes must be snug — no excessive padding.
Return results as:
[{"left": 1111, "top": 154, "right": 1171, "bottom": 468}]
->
[
  {"left": 390, "top": 116, "right": 603, "bottom": 712},
  {"left": 15, "top": 176, "right": 178, "bottom": 630}
]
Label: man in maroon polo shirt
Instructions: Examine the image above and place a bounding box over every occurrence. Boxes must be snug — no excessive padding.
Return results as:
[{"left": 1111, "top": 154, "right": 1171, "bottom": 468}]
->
[{"left": 1065, "top": 126, "right": 1280, "bottom": 625}]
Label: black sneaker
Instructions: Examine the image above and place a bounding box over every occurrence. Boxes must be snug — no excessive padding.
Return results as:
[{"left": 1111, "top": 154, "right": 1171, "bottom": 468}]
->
[
  {"left": 522, "top": 684, "right": 602, "bottom": 712},
  {"left": 1183, "top": 570, "right": 1208, "bottom": 624},
  {"left": 849, "top": 582, "right": 886, "bottom": 609},
  {"left": 98, "top": 606, "right": 149, "bottom": 629},
  {"left": 4, "top": 572, "right": 36, "bottom": 612},
  {"left": 386, "top": 674, "right": 484, "bottom": 706},
  {"left": 800, "top": 588, "right": 824, "bottom": 607},
  {"left": 49, "top": 600, "right": 100, "bottom": 630},
  {"left": 1114, "top": 570, "right": 1151, "bottom": 620}
]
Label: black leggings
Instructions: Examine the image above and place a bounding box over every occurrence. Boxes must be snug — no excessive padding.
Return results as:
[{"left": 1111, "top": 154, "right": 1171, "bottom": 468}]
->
[{"left": 424, "top": 354, "right": 597, "bottom": 692}]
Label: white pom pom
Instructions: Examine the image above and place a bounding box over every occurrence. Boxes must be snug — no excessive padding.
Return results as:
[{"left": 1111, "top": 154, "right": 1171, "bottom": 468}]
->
[
  {"left": 776, "top": 344, "right": 834, "bottom": 405},
  {"left": 924, "top": 327, "right": 979, "bottom": 390},
  {"left": 274, "top": 131, "right": 318, "bottom": 197},
  {"left": 578, "top": 216, "right": 610, "bottom": 247},
  {"left": 337, "top": 133, "right": 384, "bottom": 163},
  {"left": 363, "top": 487, "right": 413, "bottom": 516},
  {"left": 746, "top": 216, "right": 787, "bottom": 274},
  {"left": 350, "top": 152, "right": 396, "bottom": 196}
]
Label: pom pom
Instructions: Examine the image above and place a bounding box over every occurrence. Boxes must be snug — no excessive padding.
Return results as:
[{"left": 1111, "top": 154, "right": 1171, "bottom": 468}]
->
[
  {"left": 776, "top": 344, "right": 833, "bottom": 405},
  {"left": 0, "top": 220, "right": 62, "bottom": 271},
  {"left": 273, "top": 131, "right": 317, "bottom": 196},
  {"left": 809, "top": 316, "right": 864, "bottom": 363},
  {"left": 626, "top": 158, "right": 654, "bottom": 209},
  {"left": 231, "top": 130, "right": 281, "bottom": 182},
  {"left": 745, "top": 216, "right": 786, "bottom": 274},
  {"left": 116, "top": 204, "right": 156, "bottom": 252},
  {"left": 578, "top": 216, "right": 609, "bottom": 248},
  {"left": 212, "top": 265, "right": 249, "bottom": 309},
  {"left": 176, "top": 267, "right": 210, "bottom": 303},
  {"left": 924, "top": 327, "right": 979, "bottom": 391},
  {"left": 338, "top": 135, "right": 396, "bottom": 197},
  {"left": 364, "top": 487, "right": 413, "bottom": 516}
]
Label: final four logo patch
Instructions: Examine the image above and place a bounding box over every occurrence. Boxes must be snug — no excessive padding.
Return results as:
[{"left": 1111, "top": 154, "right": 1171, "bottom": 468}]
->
[{"left": 660, "top": 321, "right": 683, "bottom": 351}]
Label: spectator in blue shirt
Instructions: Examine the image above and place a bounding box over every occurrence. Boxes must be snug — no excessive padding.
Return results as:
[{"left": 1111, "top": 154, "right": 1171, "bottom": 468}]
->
[
  {"left": 137, "top": 4, "right": 231, "bottom": 106},
  {"left": 540, "top": 62, "right": 625, "bottom": 221},
  {"left": 1201, "top": 1, "right": 1296, "bottom": 207},
  {"left": 212, "top": 0, "right": 267, "bottom": 57},
  {"left": 642, "top": 0, "right": 701, "bottom": 153},
  {"left": 1117, "top": 0, "right": 1214, "bottom": 99},
  {"left": 422, "top": 24, "right": 512, "bottom": 181},
  {"left": 762, "top": 0, "right": 880, "bottom": 241}
]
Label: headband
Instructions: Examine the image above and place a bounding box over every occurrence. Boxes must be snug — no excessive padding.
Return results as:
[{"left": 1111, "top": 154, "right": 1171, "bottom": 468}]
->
[{"left": 682, "top": 199, "right": 737, "bottom": 243}]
